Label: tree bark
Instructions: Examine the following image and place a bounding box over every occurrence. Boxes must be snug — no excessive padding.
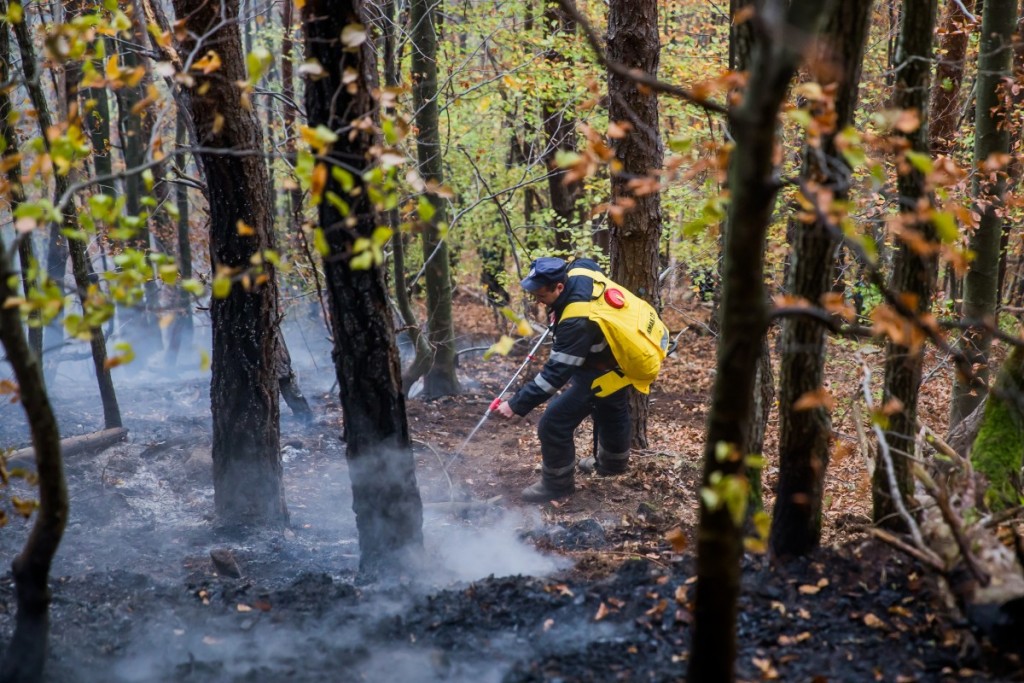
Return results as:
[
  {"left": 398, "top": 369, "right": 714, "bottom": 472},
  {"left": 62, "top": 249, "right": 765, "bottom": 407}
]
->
[
  {"left": 689, "top": 2, "right": 830, "bottom": 680},
  {"left": 0, "top": 22, "right": 42, "bottom": 359},
  {"left": 874, "top": 0, "right": 940, "bottom": 530},
  {"left": 303, "top": 0, "right": 425, "bottom": 574},
  {"left": 950, "top": 0, "right": 1018, "bottom": 426},
  {"left": 928, "top": 0, "right": 977, "bottom": 157},
  {"left": 772, "top": 0, "right": 874, "bottom": 557},
  {"left": 172, "top": 0, "right": 287, "bottom": 527},
  {"left": 411, "top": 0, "right": 460, "bottom": 397},
  {"left": 607, "top": 0, "right": 662, "bottom": 449},
  {"left": 0, "top": 215, "right": 68, "bottom": 683},
  {"left": 165, "top": 111, "right": 194, "bottom": 367}
]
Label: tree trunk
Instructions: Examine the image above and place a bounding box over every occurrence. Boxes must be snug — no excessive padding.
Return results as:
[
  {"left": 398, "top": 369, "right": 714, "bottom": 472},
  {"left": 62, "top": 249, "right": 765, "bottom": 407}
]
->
[
  {"left": 303, "top": 0, "right": 425, "bottom": 574},
  {"left": 728, "top": 0, "right": 771, "bottom": 511},
  {"left": 281, "top": 0, "right": 303, "bottom": 224},
  {"left": 607, "top": 0, "right": 662, "bottom": 449},
  {"left": 0, "top": 200, "right": 68, "bottom": 683},
  {"left": 411, "top": 0, "right": 460, "bottom": 398},
  {"left": 165, "top": 111, "right": 194, "bottom": 367},
  {"left": 874, "top": 0, "right": 940, "bottom": 529},
  {"left": 0, "top": 23, "right": 42, "bottom": 359},
  {"left": 772, "top": 0, "right": 874, "bottom": 558},
  {"left": 12, "top": 3, "right": 121, "bottom": 428},
  {"left": 275, "top": 330, "right": 312, "bottom": 422},
  {"left": 689, "top": 2, "right": 830, "bottom": 680},
  {"left": 542, "top": 2, "right": 580, "bottom": 255},
  {"left": 172, "top": 0, "right": 287, "bottom": 527},
  {"left": 950, "top": 0, "right": 1018, "bottom": 426},
  {"left": 928, "top": 0, "right": 977, "bottom": 156}
]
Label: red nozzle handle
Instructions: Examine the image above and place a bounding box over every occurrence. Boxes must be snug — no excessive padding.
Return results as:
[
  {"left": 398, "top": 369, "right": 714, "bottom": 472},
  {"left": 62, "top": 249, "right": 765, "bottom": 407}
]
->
[{"left": 489, "top": 397, "right": 502, "bottom": 411}]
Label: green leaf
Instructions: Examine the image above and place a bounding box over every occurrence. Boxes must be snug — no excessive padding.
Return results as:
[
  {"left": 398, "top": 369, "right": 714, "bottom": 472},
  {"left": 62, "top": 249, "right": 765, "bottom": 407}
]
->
[
  {"left": 349, "top": 250, "right": 373, "bottom": 270},
  {"left": 904, "top": 150, "right": 933, "bottom": 175},
  {"left": 158, "top": 264, "right": 178, "bottom": 284},
  {"left": 933, "top": 211, "right": 959, "bottom": 244},
  {"left": 325, "top": 191, "right": 350, "bottom": 217},
  {"left": 312, "top": 228, "right": 330, "bottom": 257},
  {"left": 6, "top": 2, "right": 22, "bottom": 23},
  {"left": 330, "top": 166, "right": 355, "bottom": 192},
  {"left": 371, "top": 226, "right": 393, "bottom": 246},
  {"left": 181, "top": 279, "right": 205, "bottom": 296},
  {"left": 199, "top": 349, "right": 210, "bottom": 372},
  {"left": 786, "top": 109, "right": 812, "bottom": 128},
  {"left": 554, "top": 150, "right": 581, "bottom": 169},
  {"left": 417, "top": 196, "right": 436, "bottom": 222}
]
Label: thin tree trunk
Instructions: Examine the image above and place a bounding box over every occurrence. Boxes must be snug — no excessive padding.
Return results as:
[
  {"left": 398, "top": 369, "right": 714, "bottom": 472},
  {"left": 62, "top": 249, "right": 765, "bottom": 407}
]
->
[
  {"left": 542, "top": 2, "right": 580, "bottom": 254},
  {"left": 172, "top": 0, "right": 287, "bottom": 526},
  {"left": 873, "top": 0, "right": 940, "bottom": 529},
  {"left": 928, "top": 0, "right": 977, "bottom": 156},
  {"left": 689, "top": 2, "right": 830, "bottom": 680},
  {"left": 303, "top": 0, "right": 424, "bottom": 574},
  {"left": 607, "top": 0, "right": 662, "bottom": 449},
  {"left": 772, "top": 0, "right": 874, "bottom": 557},
  {"left": 0, "top": 233, "right": 67, "bottom": 683},
  {"left": 950, "top": 0, "right": 1018, "bottom": 426},
  {"left": 165, "top": 111, "right": 194, "bottom": 366},
  {"left": 411, "top": 0, "right": 460, "bottom": 397},
  {"left": 12, "top": 2, "right": 122, "bottom": 428},
  {"left": 0, "top": 23, "right": 42, "bottom": 359}
]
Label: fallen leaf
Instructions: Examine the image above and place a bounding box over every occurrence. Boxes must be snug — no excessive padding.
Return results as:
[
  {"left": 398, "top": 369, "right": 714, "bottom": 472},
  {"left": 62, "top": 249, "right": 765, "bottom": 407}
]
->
[{"left": 594, "top": 602, "right": 609, "bottom": 621}]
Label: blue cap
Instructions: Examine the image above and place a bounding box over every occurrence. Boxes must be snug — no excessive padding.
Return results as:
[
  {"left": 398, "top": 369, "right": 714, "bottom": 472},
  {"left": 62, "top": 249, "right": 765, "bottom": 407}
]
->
[{"left": 520, "top": 257, "right": 567, "bottom": 292}]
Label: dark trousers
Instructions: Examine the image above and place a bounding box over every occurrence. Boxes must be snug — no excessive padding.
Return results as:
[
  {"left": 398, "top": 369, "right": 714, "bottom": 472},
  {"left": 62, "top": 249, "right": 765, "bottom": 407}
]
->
[{"left": 538, "top": 369, "right": 631, "bottom": 474}]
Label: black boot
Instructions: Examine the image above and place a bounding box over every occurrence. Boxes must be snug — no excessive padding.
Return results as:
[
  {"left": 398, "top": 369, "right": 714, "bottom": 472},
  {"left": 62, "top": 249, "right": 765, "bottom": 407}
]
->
[
  {"left": 521, "top": 463, "right": 575, "bottom": 503},
  {"left": 578, "top": 445, "right": 630, "bottom": 476}
]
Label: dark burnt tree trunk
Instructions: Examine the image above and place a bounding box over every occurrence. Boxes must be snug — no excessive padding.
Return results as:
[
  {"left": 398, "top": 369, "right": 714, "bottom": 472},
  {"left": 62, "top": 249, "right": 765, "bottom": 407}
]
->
[
  {"left": 542, "top": 1, "right": 581, "bottom": 255},
  {"left": 0, "top": 23, "right": 42, "bottom": 359},
  {"left": 728, "top": 0, "right": 772, "bottom": 511},
  {"left": 276, "top": 330, "right": 312, "bottom": 422},
  {"left": 12, "top": 3, "right": 122, "bottom": 428},
  {"left": 172, "top": 0, "right": 287, "bottom": 526},
  {"left": 411, "top": 0, "right": 460, "bottom": 397},
  {"left": 607, "top": 0, "right": 662, "bottom": 449},
  {"left": 0, "top": 239, "right": 68, "bottom": 683},
  {"left": 928, "top": 0, "right": 976, "bottom": 157},
  {"left": 771, "top": 0, "right": 873, "bottom": 557},
  {"left": 688, "top": 1, "right": 830, "bottom": 680},
  {"left": 303, "top": 0, "right": 424, "bottom": 574},
  {"left": 876, "top": 0, "right": 941, "bottom": 528},
  {"left": 950, "top": 0, "right": 1018, "bottom": 426}
]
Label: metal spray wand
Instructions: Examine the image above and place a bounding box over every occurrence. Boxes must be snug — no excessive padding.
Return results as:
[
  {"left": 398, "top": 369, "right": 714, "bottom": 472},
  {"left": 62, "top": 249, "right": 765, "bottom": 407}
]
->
[{"left": 450, "top": 326, "right": 552, "bottom": 461}]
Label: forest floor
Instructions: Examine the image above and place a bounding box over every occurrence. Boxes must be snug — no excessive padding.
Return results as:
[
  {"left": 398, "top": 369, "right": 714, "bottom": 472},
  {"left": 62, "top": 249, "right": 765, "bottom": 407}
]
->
[{"left": 0, "top": 289, "right": 1021, "bottom": 682}]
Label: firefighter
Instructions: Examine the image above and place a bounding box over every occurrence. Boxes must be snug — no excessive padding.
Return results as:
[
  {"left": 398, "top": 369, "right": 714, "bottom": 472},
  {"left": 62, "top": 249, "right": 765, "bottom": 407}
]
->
[{"left": 496, "top": 257, "right": 631, "bottom": 502}]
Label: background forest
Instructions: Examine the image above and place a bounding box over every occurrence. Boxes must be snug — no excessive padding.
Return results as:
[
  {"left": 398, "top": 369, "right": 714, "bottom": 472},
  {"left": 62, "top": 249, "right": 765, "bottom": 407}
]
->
[{"left": 1, "top": 0, "right": 1024, "bottom": 681}]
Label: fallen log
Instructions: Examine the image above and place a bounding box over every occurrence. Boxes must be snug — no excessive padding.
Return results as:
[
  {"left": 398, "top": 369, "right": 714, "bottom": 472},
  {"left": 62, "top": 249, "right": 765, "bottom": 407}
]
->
[{"left": 6, "top": 428, "right": 128, "bottom": 466}]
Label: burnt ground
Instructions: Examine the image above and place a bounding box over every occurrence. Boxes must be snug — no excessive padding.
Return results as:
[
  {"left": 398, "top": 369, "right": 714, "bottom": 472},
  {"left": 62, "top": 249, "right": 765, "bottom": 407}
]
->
[{"left": 0, "top": 293, "right": 1021, "bottom": 682}]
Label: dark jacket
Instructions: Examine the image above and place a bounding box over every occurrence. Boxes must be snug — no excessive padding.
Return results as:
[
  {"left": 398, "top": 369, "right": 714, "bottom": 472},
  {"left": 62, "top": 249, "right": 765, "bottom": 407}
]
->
[{"left": 508, "top": 259, "right": 617, "bottom": 416}]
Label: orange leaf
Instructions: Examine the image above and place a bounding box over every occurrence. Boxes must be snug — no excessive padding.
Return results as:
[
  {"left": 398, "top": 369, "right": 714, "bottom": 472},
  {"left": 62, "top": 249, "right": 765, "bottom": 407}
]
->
[{"left": 792, "top": 388, "right": 834, "bottom": 412}]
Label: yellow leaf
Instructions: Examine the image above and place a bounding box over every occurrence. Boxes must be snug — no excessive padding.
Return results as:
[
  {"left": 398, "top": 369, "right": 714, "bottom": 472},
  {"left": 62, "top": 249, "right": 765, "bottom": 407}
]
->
[
  {"left": 797, "top": 584, "right": 821, "bottom": 595},
  {"left": 483, "top": 335, "right": 516, "bottom": 360},
  {"left": 236, "top": 220, "right": 255, "bottom": 236},
  {"left": 515, "top": 319, "right": 533, "bottom": 337},
  {"left": 310, "top": 163, "right": 327, "bottom": 203},
  {"left": 212, "top": 113, "right": 225, "bottom": 135}
]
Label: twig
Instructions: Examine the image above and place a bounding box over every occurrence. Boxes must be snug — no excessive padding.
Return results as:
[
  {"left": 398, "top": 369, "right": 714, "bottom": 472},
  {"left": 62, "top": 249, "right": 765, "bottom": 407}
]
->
[
  {"left": 913, "top": 463, "right": 990, "bottom": 587},
  {"left": 862, "top": 527, "right": 947, "bottom": 573},
  {"left": 858, "top": 354, "right": 936, "bottom": 557},
  {"left": 413, "top": 438, "right": 456, "bottom": 502}
]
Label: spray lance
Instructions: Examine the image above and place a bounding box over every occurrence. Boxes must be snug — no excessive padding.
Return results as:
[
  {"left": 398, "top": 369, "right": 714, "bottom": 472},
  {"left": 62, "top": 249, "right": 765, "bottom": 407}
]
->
[{"left": 451, "top": 325, "right": 552, "bottom": 461}]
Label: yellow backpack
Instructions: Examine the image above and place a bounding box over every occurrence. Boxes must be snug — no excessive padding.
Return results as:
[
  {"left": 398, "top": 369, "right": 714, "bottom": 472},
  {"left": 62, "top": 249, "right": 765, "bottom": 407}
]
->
[{"left": 561, "top": 267, "right": 670, "bottom": 396}]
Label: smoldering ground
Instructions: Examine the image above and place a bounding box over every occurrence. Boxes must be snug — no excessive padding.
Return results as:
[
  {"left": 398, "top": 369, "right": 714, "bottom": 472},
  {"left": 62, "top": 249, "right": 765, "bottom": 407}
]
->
[{"left": 0, "top": 317, "right": 644, "bottom": 683}]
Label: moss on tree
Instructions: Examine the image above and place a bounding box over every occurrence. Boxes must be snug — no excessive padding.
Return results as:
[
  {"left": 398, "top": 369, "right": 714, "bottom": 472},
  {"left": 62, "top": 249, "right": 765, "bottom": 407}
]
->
[{"left": 971, "top": 346, "right": 1024, "bottom": 509}]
